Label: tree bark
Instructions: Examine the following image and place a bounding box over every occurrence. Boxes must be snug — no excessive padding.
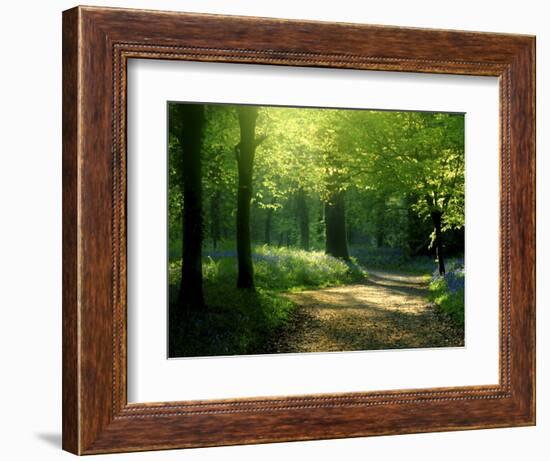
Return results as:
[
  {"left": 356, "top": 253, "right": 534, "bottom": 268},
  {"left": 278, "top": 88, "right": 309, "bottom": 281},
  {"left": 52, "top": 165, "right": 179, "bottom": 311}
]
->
[
  {"left": 296, "top": 188, "right": 310, "bottom": 251},
  {"left": 431, "top": 210, "right": 446, "bottom": 275},
  {"left": 235, "top": 106, "right": 261, "bottom": 289},
  {"left": 316, "top": 202, "right": 325, "bottom": 244},
  {"left": 176, "top": 104, "right": 205, "bottom": 314},
  {"left": 325, "top": 189, "right": 350, "bottom": 260}
]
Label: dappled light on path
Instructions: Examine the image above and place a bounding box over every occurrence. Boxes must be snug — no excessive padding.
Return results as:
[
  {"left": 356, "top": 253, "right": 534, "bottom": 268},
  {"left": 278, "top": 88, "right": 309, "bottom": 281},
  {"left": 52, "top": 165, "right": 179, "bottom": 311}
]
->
[{"left": 276, "top": 270, "right": 464, "bottom": 353}]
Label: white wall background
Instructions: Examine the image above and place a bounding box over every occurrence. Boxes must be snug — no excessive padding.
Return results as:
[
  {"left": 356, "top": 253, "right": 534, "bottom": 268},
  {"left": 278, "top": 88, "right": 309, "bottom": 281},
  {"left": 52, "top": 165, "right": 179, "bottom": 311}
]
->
[{"left": 0, "top": 1, "right": 545, "bottom": 459}]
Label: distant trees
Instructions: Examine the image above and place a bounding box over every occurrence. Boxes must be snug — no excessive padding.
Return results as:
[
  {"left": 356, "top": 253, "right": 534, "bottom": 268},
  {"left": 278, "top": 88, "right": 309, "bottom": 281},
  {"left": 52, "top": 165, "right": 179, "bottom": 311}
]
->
[
  {"left": 168, "top": 103, "right": 465, "bottom": 314},
  {"left": 356, "top": 111, "right": 465, "bottom": 274}
]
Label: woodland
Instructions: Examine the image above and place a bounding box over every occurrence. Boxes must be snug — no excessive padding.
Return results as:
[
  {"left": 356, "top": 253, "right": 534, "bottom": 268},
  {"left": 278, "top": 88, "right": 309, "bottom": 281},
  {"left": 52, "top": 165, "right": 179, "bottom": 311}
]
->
[{"left": 168, "top": 103, "right": 465, "bottom": 358}]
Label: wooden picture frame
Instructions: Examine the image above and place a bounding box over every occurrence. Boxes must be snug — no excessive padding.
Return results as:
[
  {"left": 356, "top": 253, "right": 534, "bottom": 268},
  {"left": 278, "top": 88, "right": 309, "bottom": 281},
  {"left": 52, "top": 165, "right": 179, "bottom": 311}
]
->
[{"left": 62, "top": 5, "right": 536, "bottom": 455}]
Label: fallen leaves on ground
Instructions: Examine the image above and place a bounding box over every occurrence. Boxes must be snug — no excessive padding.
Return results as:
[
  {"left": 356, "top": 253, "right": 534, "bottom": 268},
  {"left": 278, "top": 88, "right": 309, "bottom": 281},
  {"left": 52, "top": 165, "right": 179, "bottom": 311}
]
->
[{"left": 273, "top": 270, "right": 464, "bottom": 353}]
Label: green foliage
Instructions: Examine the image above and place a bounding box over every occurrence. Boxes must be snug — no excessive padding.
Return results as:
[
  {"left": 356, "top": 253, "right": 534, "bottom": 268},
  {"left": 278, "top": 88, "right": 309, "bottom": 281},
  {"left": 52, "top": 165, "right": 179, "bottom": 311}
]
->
[
  {"left": 168, "top": 102, "right": 466, "bottom": 356},
  {"left": 168, "top": 103, "right": 465, "bottom": 261},
  {"left": 429, "top": 275, "right": 465, "bottom": 326},
  {"left": 168, "top": 245, "right": 365, "bottom": 356},
  {"left": 253, "top": 245, "right": 365, "bottom": 290},
  {"left": 169, "top": 283, "right": 294, "bottom": 357},
  {"left": 169, "top": 245, "right": 365, "bottom": 293}
]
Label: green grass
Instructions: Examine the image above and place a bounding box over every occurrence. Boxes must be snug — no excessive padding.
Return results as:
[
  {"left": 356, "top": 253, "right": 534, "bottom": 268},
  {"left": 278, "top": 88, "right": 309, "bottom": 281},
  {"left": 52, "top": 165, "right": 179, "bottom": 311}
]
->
[
  {"left": 169, "top": 245, "right": 366, "bottom": 357},
  {"left": 428, "top": 277, "right": 465, "bottom": 326},
  {"left": 169, "top": 284, "right": 295, "bottom": 357}
]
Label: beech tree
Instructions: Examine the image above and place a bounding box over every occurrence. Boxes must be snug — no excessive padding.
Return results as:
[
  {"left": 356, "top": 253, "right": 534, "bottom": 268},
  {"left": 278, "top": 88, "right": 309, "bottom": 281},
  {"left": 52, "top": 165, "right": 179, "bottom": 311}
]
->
[
  {"left": 171, "top": 103, "right": 206, "bottom": 314},
  {"left": 348, "top": 110, "right": 465, "bottom": 274},
  {"left": 168, "top": 103, "right": 465, "bottom": 306},
  {"left": 235, "top": 106, "right": 266, "bottom": 289}
]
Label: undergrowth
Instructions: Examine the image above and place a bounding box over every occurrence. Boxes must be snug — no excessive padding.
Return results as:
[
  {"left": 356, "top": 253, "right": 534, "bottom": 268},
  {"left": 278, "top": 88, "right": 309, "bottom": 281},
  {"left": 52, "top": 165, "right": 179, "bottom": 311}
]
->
[
  {"left": 169, "top": 245, "right": 366, "bottom": 357},
  {"left": 428, "top": 259, "right": 465, "bottom": 326}
]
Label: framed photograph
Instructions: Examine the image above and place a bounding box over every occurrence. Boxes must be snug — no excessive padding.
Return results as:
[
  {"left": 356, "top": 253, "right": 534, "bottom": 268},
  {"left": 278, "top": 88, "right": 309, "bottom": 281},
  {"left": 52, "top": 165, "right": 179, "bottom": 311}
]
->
[{"left": 62, "top": 5, "right": 535, "bottom": 455}]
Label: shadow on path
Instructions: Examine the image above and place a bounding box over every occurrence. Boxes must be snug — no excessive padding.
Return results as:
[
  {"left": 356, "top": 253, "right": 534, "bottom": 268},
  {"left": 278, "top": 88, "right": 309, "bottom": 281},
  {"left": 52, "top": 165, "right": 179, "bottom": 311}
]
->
[{"left": 274, "top": 269, "right": 464, "bottom": 353}]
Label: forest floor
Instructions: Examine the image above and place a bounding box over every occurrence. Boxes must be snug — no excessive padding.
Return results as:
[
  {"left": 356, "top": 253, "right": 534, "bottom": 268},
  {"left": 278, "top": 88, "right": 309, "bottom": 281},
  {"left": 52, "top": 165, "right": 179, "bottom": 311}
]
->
[{"left": 272, "top": 270, "right": 464, "bottom": 352}]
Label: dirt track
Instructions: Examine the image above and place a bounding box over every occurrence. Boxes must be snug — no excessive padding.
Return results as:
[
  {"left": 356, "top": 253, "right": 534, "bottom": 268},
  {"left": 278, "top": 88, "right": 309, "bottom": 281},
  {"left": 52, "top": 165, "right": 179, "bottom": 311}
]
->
[{"left": 273, "top": 270, "right": 464, "bottom": 353}]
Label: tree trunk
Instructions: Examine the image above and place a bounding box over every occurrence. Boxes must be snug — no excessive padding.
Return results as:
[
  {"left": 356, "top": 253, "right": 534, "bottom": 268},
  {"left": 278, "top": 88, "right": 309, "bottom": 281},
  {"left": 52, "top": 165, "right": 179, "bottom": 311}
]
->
[
  {"left": 431, "top": 210, "right": 446, "bottom": 275},
  {"left": 325, "top": 189, "right": 350, "bottom": 260},
  {"left": 317, "top": 202, "right": 325, "bottom": 244},
  {"left": 296, "top": 188, "right": 310, "bottom": 251},
  {"left": 176, "top": 104, "right": 205, "bottom": 314},
  {"left": 235, "top": 106, "right": 261, "bottom": 289}
]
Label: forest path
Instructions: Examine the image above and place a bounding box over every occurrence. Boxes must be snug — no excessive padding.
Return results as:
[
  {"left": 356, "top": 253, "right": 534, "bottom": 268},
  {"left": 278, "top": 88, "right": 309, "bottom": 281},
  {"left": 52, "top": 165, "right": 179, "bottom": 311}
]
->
[{"left": 274, "top": 270, "right": 463, "bottom": 352}]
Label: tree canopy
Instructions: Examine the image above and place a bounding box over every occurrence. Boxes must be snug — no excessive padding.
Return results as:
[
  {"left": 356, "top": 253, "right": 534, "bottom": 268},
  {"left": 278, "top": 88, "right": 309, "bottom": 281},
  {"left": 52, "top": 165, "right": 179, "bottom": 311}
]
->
[{"left": 168, "top": 103, "right": 464, "bottom": 315}]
